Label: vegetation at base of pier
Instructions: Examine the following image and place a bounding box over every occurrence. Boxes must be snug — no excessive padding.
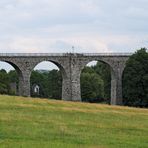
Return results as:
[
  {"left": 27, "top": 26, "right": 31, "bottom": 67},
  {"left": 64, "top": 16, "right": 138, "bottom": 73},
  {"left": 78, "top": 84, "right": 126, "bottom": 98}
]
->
[
  {"left": 0, "top": 48, "right": 148, "bottom": 107},
  {"left": 0, "top": 95, "right": 148, "bottom": 148}
]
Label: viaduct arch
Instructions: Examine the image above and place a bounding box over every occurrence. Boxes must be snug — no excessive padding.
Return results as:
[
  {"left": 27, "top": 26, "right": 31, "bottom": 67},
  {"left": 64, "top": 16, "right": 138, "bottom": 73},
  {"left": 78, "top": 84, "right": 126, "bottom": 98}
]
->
[{"left": 0, "top": 53, "right": 131, "bottom": 105}]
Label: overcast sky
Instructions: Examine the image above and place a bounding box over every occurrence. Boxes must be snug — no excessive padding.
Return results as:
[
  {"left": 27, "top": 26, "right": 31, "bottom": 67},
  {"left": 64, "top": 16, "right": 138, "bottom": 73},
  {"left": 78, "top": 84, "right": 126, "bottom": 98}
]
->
[
  {"left": 0, "top": 0, "right": 148, "bottom": 70},
  {"left": 1, "top": 0, "right": 148, "bottom": 53}
]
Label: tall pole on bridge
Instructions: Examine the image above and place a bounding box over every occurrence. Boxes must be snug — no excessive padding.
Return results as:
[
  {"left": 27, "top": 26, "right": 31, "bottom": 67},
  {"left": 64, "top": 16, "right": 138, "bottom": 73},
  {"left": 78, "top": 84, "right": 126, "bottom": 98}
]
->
[{"left": 72, "top": 46, "right": 75, "bottom": 53}]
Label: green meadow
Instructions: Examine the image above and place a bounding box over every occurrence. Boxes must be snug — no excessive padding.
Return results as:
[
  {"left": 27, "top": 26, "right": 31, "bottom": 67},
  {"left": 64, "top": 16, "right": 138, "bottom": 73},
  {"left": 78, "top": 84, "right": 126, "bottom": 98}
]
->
[{"left": 0, "top": 95, "right": 147, "bottom": 148}]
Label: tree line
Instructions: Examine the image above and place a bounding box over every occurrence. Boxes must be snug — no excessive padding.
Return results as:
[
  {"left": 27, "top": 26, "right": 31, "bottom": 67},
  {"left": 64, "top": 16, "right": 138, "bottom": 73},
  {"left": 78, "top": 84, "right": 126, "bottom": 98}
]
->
[{"left": 0, "top": 48, "right": 147, "bottom": 107}]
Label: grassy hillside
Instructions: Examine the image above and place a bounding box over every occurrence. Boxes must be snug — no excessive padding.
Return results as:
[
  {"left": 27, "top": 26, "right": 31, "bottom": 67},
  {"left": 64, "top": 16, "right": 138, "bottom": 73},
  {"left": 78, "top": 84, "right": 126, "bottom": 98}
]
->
[{"left": 0, "top": 95, "right": 148, "bottom": 148}]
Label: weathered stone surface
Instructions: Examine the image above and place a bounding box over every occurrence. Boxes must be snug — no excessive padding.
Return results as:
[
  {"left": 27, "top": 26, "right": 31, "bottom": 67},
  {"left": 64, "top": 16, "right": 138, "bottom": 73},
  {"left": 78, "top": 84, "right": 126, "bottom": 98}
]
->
[{"left": 0, "top": 53, "right": 130, "bottom": 105}]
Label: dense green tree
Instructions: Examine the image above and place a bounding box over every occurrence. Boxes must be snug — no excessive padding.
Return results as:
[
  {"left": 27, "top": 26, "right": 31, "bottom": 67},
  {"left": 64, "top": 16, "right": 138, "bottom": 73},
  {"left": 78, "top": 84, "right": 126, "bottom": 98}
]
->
[
  {"left": 123, "top": 48, "right": 148, "bottom": 107},
  {"left": 0, "top": 69, "right": 10, "bottom": 94},
  {"left": 81, "top": 68, "right": 104, "bottom": 102},
  {"left": 93, "top": 61, "right": 111, "bottom": 100},
  {"left": 82, "top": 66, "right": 96, "bottom": 74},
  {"left": 80, "top": 61, "right": 111, "bottom": 103},
  {"left": 8, "top": 70, "right": 18, "bottom": 83},
  {"left": 48, "top": 70, "right": 62, "bottom": 99}
]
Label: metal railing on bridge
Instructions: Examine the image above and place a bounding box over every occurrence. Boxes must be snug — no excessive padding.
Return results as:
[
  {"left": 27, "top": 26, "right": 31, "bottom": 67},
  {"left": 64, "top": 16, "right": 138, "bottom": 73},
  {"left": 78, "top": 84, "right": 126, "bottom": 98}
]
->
[
  {"left": 0, "top": 53, "right": 66, "bottom": 56},
  {"left": 0, "top": 52, "right": 133, "bottom": 57},
  {"left": 76, "top": 53, "right": 132, "bottom": 56}
]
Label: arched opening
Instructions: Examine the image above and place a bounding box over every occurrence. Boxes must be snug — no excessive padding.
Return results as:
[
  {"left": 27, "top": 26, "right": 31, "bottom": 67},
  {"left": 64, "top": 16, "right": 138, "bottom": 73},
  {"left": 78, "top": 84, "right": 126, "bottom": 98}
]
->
[
  {"left": 80, "top": 60, "right": 111, "bottom": 104},
  {"left": 30, "top": 61, "right": 63, "bottom": 100},
  {"left": 0, "top": 61, "right": 22, "bottom": 95}
]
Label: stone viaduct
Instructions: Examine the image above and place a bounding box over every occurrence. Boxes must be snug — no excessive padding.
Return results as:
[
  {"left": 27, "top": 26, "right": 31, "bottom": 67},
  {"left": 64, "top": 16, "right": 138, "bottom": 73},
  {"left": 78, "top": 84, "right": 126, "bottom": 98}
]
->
[{"left": 0, "top": 53, "right": 131, "bottom": 105}]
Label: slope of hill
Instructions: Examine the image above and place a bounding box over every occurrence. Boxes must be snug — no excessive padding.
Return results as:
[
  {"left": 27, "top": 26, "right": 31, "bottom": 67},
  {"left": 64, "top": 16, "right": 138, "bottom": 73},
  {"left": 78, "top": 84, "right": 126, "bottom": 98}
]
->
[{"left": 0, "top": 95, "right": 148, "bottom": 148}]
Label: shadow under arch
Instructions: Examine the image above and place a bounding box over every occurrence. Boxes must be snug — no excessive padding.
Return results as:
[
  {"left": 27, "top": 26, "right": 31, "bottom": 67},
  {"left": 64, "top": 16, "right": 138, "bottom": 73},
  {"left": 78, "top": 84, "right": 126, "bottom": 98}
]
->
[
  {"left": 30, "top": 60, "right": 66, "bottom": 99},
  {"left": 0, "top": 60, "right": 24, "bottom": 96},
  {"left": 80, "top": 59, "right": 115, "bottom": 104}
]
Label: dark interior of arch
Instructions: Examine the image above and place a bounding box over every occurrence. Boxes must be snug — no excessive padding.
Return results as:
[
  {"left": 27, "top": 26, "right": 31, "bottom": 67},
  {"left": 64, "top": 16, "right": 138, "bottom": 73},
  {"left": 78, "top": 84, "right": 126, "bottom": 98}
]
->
[{"left": 80, "top": 60, "right": 111, "bottom": 103}]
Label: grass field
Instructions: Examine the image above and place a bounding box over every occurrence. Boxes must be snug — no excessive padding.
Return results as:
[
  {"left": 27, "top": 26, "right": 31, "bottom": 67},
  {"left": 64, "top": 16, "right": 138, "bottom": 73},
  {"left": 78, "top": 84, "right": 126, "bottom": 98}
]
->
[{"left": 0, "top": 95, "right": 148, "bottom": 148}]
